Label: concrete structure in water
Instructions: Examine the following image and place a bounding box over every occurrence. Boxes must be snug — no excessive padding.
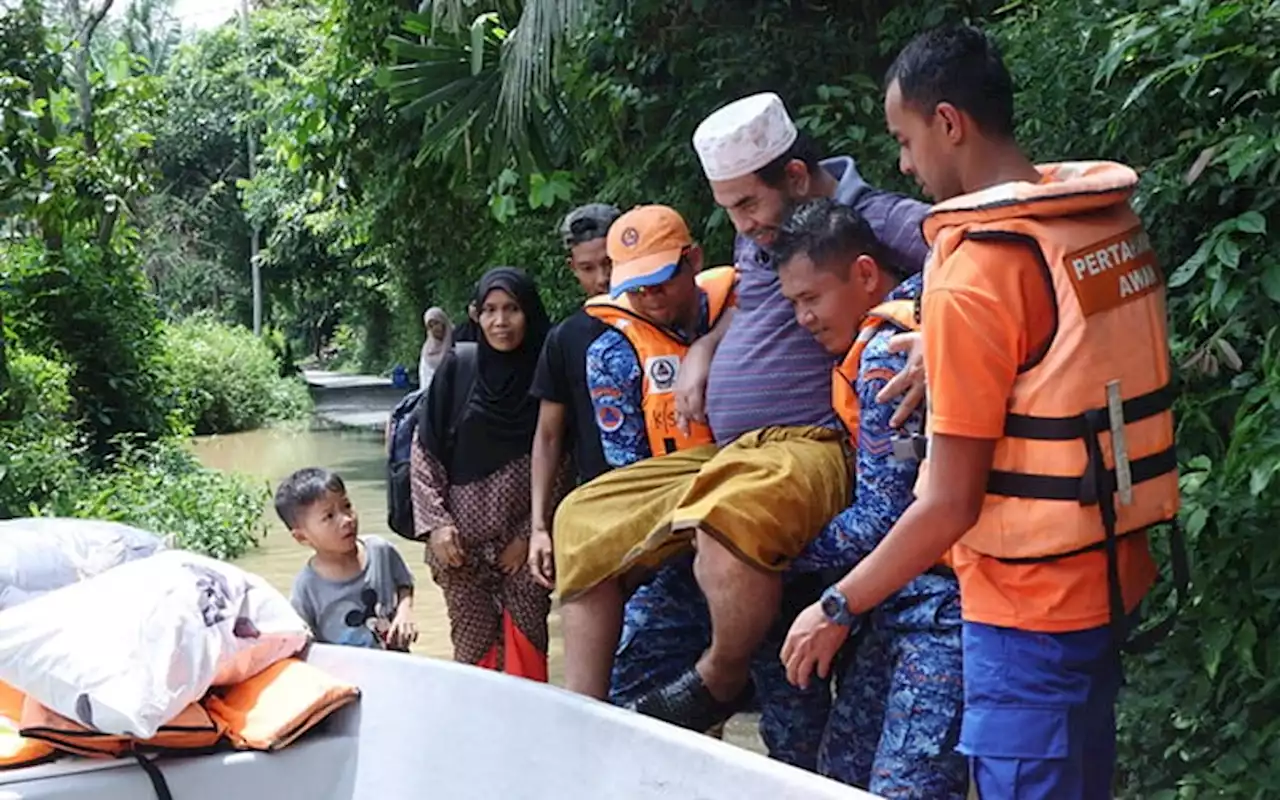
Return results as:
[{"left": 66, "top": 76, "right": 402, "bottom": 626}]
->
[{"left": 303, "top": 370, "right": 408, "bottom": 431}]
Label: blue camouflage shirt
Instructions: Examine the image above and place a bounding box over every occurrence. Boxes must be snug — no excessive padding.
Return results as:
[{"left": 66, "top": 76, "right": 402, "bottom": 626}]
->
[
  {"left": 792, "top": 273, "right": 925, "bottom": 572},
  {"left": 587, "top": 293, "right": 712, "bottom": 468}
]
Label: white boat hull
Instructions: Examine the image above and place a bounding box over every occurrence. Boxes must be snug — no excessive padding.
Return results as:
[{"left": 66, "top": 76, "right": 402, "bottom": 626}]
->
[{"left": 1, "top": 644, "right": 875, "bottom": 799}]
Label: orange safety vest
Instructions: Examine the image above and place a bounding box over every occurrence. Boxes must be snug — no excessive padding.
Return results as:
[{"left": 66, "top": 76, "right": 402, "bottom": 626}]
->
[
  {"left": 1, "top": 680, "right": 55, "bottom": 769},
  {"left": 831, "top": 299, "right": 918, "bottom": 443},
  {"left": 584, "top": 266, "right": 737, "bottom": 456},
  {"left": 922, "top": 161, "right": 1184, "bottom": 646},
  {"left": 831, "top": 299, "right": 952, "bottom": 570},
  {"left": 10, "top": 657, "right": 358, "bottom": 766}
]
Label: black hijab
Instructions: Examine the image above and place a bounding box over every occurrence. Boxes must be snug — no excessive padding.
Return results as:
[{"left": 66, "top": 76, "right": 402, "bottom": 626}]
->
[{"left": 418, "top": 267, "right": 551, "bottom": 485}]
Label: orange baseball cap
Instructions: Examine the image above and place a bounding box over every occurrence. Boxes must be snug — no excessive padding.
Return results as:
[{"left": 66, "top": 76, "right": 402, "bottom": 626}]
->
[{"left": 606, "top": 205, "right": 692, "bottom": 298}]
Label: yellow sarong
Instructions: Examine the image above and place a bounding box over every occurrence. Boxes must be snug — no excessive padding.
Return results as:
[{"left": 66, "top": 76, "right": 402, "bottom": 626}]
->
[{"left": 553, "top": 426, "right": 851, "bottom": 600}]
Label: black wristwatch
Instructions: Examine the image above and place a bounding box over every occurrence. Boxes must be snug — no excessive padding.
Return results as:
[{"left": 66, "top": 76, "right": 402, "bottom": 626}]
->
[{"left": 819, "top": 585, "right": 857, "bottom": 627}]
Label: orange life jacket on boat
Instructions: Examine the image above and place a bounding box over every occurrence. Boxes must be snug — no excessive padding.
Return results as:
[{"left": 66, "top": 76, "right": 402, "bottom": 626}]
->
[
  {"left": 831, "top": 300, "right": 918, "bottom": 444},
  {"left": 203, "top": 657, "right": 360, "bottom": 752},
  {"left": 19, "top": 700, "right": 225, "bottom": 759},
  {"left": 13, "top": 657, "right": 358, "bottom": 762},
  {"left": 920, "top": 161, "right": 1182, "bottom": 643},
  {"left": 584, "top": 266, "right": 737, "bottom": 456},
  {"left": 0, "top": 680, "right": 55, "bottom": 770}
]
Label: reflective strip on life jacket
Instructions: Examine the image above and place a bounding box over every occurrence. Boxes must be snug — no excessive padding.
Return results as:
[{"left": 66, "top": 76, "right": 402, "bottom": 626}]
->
[
  {"left": 204, "top": 657, "right": 360, "bottom": 752},
  {"left": 922, "top": 160, "right": 1183, "bottom": 649},
  {"left": 584, "top": 266, "right": 737, "bottom": 456}
]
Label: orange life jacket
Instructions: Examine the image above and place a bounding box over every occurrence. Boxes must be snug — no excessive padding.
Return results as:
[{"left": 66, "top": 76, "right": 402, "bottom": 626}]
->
[
  {"left": 19, "top": 700, "right": 224, "bottom": 759},
  {"left": 12, "top": 657, "right": 358, "bottom": 764},
  {"left": 204, "top": 657, "right": 360, "bottom": 752},
  {"left": 831, "top": 299, "right": 952, "bottom": 570},
  {"left": 0, "top": 680, "right": 55, "bottom": 770},
  {"left": 584, "top": 266, "right": 737, "bottom": 456},
  {"left": 831, "top": 299, "right": 918, "bottom": 443},
  {"left": 921, "top": 161, "right": 1183, "bottom": 645}
]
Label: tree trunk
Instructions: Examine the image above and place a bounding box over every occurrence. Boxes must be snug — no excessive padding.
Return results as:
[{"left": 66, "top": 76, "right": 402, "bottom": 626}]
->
[{"left": 66, "top": 0, "right": 116, "bottom": 157}]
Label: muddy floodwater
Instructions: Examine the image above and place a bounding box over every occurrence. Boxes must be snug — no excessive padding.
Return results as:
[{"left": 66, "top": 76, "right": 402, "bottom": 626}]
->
[{"left": 190, "top": 424, "right": 763, "bottom": 752}]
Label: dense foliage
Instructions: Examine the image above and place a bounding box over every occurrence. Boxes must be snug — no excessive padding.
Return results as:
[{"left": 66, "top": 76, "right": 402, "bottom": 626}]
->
[
  {"left": 3, "top": 0, "right": 1278, "bottom": 793},
  {"left": 162, "top": 315, "right": 311, "bottom": 435},
  {"left": 0, "top": 342, "right": 268, "bottom": 558},
  {"left": 54, "top": 437, "right": 268, "bottom": 560},
  {"left": 0, "top": 0, "right": 304, "bottom": 559}
]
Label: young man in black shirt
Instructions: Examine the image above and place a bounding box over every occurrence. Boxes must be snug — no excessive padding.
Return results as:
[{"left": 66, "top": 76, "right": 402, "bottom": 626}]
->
[{"left": 528, "top": 203, "right": 621, "bottom": 588}]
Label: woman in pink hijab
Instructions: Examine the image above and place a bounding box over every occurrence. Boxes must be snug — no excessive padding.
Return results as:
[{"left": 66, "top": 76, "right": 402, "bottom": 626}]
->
[{"left": 419, "top": 307, "right": 454, "bottom": 388}]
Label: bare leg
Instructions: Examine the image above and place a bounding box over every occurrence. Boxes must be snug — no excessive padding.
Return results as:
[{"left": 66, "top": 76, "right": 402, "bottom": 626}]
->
[
  {"left": 561, "top": 578, "right": 625, "bottom": 699},
  {"left": 693, "top": 528, "right": 781, "bottom": 702}
]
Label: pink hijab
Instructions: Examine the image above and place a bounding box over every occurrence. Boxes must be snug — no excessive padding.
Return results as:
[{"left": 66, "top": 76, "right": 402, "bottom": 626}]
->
[{"left": 419, "top": 307, "right": 454, "bottom": 383}]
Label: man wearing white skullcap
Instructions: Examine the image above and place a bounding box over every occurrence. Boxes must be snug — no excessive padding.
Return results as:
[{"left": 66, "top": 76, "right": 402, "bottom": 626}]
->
[{"left": 551, "top": 89, "right": 934, "bottom": 753}]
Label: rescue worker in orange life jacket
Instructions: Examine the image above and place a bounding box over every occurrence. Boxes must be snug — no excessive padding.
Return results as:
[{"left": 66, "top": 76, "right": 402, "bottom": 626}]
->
[
  {"left": 582, "top": 205, "right": 736, "bottom": 466},
  {"left": 773, "top": 198, "right": 966, "bottom": 797},
  {"left": 782, "top": 24, "right": 1182, "bottom": 800},
  {"left": 572, "top": 205, "right": 761, "bottom": 739}
]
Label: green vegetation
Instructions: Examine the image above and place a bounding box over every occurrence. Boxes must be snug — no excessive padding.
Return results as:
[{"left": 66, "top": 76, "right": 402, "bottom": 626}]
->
[
  {"left": 52, "top": 438, "right": 268, "bottom": 561},
  {"left": 0, "top": 0, "right": 307, "bottom": 559},
  {"left": 0, "top": 343, "right": 270, "bottom": 560},
  {"left": 2, "top": 0, "right": 1278, "bottom": 793},
  {"left": 162, "top": 315, "right": 312, "bottom": 435}
]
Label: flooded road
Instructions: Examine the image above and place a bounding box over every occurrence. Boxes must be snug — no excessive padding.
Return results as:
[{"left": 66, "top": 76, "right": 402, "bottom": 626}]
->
[
  {"left": 191, "top": 425, "right": 564, "bottom": 676},
  {"left": 191, "top": 424, "right": 762, "bottom": 751}
]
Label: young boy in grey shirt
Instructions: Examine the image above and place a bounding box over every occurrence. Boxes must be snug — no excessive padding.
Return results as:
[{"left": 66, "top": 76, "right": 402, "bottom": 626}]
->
[{"left": 275, "top": 467, "right": 418, "bottom": 651}]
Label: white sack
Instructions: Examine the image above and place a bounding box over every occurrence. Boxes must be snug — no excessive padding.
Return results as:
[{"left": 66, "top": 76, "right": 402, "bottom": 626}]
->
[
  {"left": 0, "top": 550, "right": 310, "bottom": 738},
  {"left": 0, "top": 517, "right": 166, "bottom": 611}
]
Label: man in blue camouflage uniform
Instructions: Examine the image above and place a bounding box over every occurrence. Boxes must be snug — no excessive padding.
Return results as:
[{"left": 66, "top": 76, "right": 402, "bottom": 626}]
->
[
  {"left": 610, "top": 94, "right": 937, "bottom": 771},
  {"left": 584, "top": 207, "right": 832, "bottom": 770},
  {"left": 776, "top": 198, "right": 966, "bottom": 798}
]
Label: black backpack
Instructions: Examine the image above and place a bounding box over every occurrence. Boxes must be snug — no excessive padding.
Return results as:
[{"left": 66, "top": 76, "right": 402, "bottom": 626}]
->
[{"left": 386, "top": 343, "right": 477, "bottom": 538}]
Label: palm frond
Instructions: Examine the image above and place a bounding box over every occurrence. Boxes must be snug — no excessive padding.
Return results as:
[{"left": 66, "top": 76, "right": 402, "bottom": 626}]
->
[{"left": 421, "top": 0, "right": 597, "bottom": 141}]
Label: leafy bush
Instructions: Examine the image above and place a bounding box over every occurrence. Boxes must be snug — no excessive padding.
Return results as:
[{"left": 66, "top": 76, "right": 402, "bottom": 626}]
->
[
  {"left": 0, "top": 347, "right": 82, "bottom": 516},
  {"left": 2, "top": 349, "right": 265, "bottom": 560},
  {"left": 2, "top": 240, "right": 175, "bottom": 457},
  {"left": 48, "top": 437, "right": 267, "bottom": 560},
  {"left": 161, "top": 315, "right": 312, "bottom": 435}
]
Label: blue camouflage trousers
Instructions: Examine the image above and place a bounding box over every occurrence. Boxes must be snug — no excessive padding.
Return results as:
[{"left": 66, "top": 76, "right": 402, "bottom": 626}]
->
[
  {"left": 821, "top": 571, "right": 968, "bottom": 799},
  {"left": 609, "top": 553, "right": 833, "bottom": 771}
]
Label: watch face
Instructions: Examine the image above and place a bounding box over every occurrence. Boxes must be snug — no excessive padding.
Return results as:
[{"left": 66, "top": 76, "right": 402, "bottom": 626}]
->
[{"left": 821, "top": 592, "right": 842, "bottom": 620}]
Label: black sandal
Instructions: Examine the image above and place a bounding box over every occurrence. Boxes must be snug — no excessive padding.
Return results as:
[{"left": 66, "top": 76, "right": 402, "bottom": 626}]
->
[{"left": 626, "top": 667, "right": 754, "bottom": 733}]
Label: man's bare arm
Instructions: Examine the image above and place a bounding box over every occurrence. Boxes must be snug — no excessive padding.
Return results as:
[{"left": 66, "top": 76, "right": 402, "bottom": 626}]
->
[
  {"left": 674, "top": 306, "right": 735, "bottom": 434},
  {"left": 531, "top": 400, "right": 567, "bottom": 532},
  {"left": 528, "top": 400, "right": 567, "bottom": 588},
  {"left": 875, "top": 331, "right": 927, "bottom": 428},
  {"left": 838, "top": 433, "right": 995, "bottom": 613}
]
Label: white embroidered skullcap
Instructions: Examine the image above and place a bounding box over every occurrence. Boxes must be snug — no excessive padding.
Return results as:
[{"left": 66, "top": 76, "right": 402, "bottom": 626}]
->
[{"left": 692, "top": 92, "right": 799, "bottom": 182}]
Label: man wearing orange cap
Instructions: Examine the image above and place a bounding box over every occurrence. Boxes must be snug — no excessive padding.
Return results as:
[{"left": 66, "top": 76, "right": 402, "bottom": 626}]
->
[
  {"left": 553, "top": 93, "right": 932, "bottom": 742},
  {"left": 553, "top": 207, "right": 738, "bottom": 696}
]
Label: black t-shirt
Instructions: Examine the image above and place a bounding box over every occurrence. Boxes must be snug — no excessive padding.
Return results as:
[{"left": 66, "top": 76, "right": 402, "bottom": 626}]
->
[{"left": 531, "top": 309, "right": 611, "bottom": 483}]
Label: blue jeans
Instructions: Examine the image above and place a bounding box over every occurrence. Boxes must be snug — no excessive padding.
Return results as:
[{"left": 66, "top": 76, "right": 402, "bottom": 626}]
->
[
  {"left": 609, "top": 553, "right": 832, "bottom": 771},
  {"left": 958, "top": 620, "right": 1124, "bottom": 799}
]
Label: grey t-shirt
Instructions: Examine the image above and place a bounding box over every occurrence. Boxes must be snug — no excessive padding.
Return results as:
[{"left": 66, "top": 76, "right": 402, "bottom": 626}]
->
[{"left": 290, "top": 535, "right": 414, "bottom": 649}]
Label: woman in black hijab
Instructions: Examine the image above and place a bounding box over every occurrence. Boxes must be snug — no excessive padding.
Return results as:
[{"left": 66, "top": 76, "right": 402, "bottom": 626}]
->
[{"left": 410, "top": 267, "right": 569, "bottom": 680}]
